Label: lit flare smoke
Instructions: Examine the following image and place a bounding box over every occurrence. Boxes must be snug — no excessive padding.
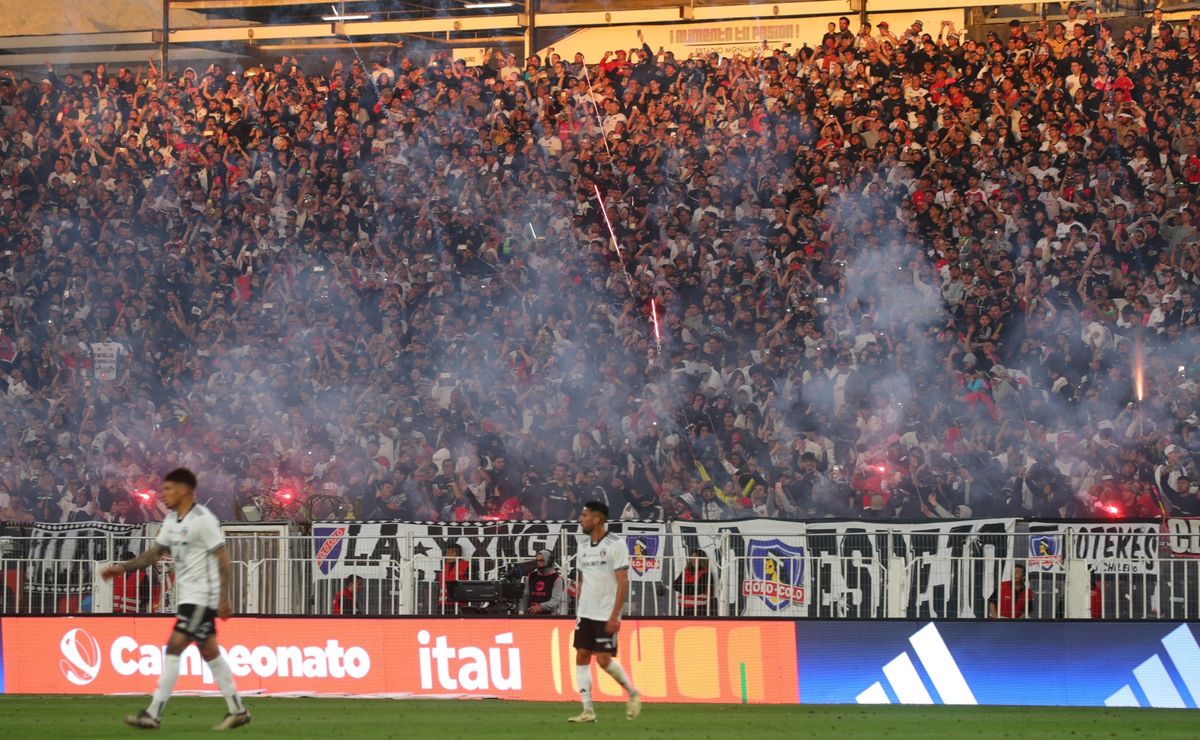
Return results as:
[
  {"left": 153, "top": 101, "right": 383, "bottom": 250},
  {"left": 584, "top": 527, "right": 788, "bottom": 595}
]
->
[
  {"left": 593, "top": 184, "right": 626, "bottom": 268},
  {"left": 650, "top": 298, "right": 661, "bottom": 347},
  {"left": 1133, "top": 332, "right": 1144, "bottom": 403}
]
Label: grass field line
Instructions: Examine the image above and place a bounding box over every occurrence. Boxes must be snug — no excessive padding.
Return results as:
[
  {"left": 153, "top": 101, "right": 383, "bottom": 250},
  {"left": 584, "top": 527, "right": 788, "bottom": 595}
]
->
[{"left": 0, "top": 696, "right": 1196, "bottom": 739}]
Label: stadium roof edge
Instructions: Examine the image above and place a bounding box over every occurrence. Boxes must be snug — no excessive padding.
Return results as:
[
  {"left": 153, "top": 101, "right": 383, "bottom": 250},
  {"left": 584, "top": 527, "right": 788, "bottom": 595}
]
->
[{"left": 0, "top": 0, "right": 1090, "bottom": 68}]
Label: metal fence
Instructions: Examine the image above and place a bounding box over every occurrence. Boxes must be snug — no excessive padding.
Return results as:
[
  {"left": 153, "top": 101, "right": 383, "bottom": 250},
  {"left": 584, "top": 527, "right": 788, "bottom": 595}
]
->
[{"left": 2, "top": 528, "right": 1196, "bottom": 620}]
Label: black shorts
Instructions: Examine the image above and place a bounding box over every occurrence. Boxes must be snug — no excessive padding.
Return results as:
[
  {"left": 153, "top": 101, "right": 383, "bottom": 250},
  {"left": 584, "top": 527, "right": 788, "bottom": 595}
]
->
[
  {"left": 174, "top": 604, "right": 218, "bottom": 642},
  {"left": 573, "top": 617, "right": 618, "bottom": 656}
]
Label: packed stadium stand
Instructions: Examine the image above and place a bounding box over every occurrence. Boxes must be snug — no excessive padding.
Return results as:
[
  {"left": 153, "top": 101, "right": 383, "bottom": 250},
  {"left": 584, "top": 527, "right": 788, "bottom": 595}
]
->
[{"left": 2, "top": 5, "right": 1200, "bottom": 527}]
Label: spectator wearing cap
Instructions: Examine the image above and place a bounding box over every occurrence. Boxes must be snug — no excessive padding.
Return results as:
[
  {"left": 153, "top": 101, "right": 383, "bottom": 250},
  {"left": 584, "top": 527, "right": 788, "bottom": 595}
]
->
[
  {"left": 877, "top": 20, "right": 896, "bottom": 43},
  {"left": 794, "top": 452, "right": 828, "bottom": 511},
  {"left": 1155, "top": 444, "right": 1194, "bottom": 507},
  {"left": 903, "top": 19, "right": 926, "bottom": 44},
  {"left": 697, "top": 481, "right": 732, "bottom": 520}
]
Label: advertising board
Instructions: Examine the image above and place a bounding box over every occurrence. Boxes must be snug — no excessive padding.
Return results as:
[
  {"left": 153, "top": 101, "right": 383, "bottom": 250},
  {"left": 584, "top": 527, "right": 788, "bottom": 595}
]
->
[
  {"left": 5, "top": 616, "right": 1199, "bottom": 708},
  {"left": 795, "top": 621, "right": 1200, "bottom": 708},
  {"left": 0, "top": 617, "right": 797, "bottom": 703}
]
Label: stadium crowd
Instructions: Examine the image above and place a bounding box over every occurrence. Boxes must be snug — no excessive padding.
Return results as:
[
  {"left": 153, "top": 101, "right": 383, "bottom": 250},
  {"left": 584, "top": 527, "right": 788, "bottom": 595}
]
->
[{"left": 2, "top": 7, "right": 1200, "bottom": 525}]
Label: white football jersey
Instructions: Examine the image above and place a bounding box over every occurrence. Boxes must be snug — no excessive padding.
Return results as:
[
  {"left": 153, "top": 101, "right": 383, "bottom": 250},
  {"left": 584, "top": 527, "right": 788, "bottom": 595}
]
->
[
  {"left": 576, "top": 532, "right": 629, "bottom": 621},
  {"left": 155, "top": 503, "right": 225, "bottom": 609}
]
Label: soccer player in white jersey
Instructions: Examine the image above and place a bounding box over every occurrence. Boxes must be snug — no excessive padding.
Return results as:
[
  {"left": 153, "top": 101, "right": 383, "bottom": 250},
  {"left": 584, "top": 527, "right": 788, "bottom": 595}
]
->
[
  {"left": 568, "top": 500, "right": 641, "bottom": 723},
  {"left": 101, "top": 468, "right": 250, "bottom": 731}
]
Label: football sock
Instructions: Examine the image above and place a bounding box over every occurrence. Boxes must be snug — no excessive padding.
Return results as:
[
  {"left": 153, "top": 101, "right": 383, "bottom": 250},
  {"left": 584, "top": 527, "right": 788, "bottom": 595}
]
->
[
  {"left": 576, "top": 665, "right": 594, "bottom": 711},
  {"left": 603, "top": 659, "right": 637, "bottom": 695},
  {"left": 207, "top": 655, "right": 245, "bottom": 714},
  {"left": 148, "top": 654, "right": 180, "bottom": 720}
]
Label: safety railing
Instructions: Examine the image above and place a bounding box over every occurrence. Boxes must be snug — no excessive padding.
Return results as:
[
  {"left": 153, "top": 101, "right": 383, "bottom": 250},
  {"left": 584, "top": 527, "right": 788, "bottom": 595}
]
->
[{"left": 2, "top": 526, "right": 1196, "bottom": 620}]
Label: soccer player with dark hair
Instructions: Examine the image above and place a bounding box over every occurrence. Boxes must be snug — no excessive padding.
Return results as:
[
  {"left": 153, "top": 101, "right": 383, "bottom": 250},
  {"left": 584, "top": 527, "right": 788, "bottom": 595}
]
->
[
  {"left": 101, "top": 468, "right": 250, "bottom": 730},
  {"left": 568, "top": 500, "right": 641, "bottom": 723}
]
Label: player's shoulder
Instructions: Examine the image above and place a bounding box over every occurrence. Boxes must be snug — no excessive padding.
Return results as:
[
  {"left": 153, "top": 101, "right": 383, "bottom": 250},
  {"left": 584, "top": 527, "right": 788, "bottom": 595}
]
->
[
  {"left": 193, "top": 504, "right": 222, "bottom": 526},
  {"left": 602, "top": 532, "right": 624, "bottom": 549}
]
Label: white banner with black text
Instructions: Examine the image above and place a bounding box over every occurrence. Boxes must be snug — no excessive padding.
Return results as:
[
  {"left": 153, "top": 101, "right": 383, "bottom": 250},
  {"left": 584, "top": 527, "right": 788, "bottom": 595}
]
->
[
  {"left": 311, "top": 520, "right": 668, "bottom": 583},
  {"left": 23, "top": 521, "right": 145, "bottom": 595}
]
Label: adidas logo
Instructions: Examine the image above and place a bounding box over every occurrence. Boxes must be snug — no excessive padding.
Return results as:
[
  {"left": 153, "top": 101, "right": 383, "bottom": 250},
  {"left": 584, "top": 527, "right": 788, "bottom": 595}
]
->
[
  {"left": 1105, "top": 625, "right": 1200, "bottom": 708},
  {"left": 856, "top": 623, "right": 977, "bottom": 705}
]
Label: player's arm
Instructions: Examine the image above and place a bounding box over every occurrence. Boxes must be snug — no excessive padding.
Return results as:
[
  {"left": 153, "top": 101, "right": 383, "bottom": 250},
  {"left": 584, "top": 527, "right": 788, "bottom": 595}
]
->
[
  {"left": 101, "top": 544, "right": 166, "bottom": 580},
  {"left": 215, "top": 544, "right": 234, "bottom": 619},
  {"left": 606, "top": 567, "right": 629, "bottom": 635}
]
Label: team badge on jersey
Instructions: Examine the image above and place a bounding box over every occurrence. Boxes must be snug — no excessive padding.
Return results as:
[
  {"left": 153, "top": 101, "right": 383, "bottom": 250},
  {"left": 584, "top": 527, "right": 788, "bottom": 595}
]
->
[{"left": 741, "top": 539, "right": 806, "bottom": 610}]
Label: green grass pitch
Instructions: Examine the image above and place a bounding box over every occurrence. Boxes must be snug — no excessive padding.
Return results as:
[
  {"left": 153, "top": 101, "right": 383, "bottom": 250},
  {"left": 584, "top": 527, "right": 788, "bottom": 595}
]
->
[{"left": 0, "top": 696, "right": 1194, "bottom": 739}]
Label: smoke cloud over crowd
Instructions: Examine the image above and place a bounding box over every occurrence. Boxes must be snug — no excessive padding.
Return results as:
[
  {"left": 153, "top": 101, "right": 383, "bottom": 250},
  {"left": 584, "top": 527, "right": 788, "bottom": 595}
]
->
[{"left": 2, "top": 8, "right": 1200, "bottom": 526}]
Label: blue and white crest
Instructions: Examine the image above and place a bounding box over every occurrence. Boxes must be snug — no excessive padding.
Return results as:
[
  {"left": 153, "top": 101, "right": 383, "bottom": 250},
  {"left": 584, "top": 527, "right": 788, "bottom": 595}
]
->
[{"left": 742, "top": 538, "right": 806, "bottom": 610}]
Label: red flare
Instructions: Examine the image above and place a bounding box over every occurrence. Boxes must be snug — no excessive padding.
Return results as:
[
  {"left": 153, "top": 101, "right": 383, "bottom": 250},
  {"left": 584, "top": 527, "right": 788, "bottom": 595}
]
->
[{"left": 131, "top": 489, "right": 156, "bottom": 505}]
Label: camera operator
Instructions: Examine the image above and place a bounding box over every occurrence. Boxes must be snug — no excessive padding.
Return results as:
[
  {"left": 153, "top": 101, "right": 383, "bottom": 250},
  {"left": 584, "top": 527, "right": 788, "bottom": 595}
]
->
[{"left": 519, "top": 549, "right": 565, "bottom": 615}]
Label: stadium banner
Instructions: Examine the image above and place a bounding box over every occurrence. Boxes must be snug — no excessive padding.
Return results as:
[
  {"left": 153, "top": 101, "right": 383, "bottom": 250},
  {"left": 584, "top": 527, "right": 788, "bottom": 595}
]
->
[
  {"left": 537, "top": 10, "right": 965, "bottom": 62},
  {"left": 1026, "top": 521, "right": 1160, "bottom": 574},
  {"left": 312, "top": 520, "right": 667, "bottom": 582},
  {"left": 621, "top": 523, "right": 668, "bottom": 583},
  {"left": 670, "top": 519, "right": 808, "bottom": 616},
  {"left": 794, "top": 620, "right": 1200, "bottom": 708},
  {"left": 670, "top": 519, "right": 1015, "bottom": 618},
  {"left": 806, "top": 518, "right": 1015, "bottom": 620},
  {"left": 1165, "top": 518, "right": 1200, "bottom": 558},
  {"left": 0, "top": 617, "right": 797, "bottom": 703},
  {"left": 24, "top": 522, "right": 144, "bottom": 595}
]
